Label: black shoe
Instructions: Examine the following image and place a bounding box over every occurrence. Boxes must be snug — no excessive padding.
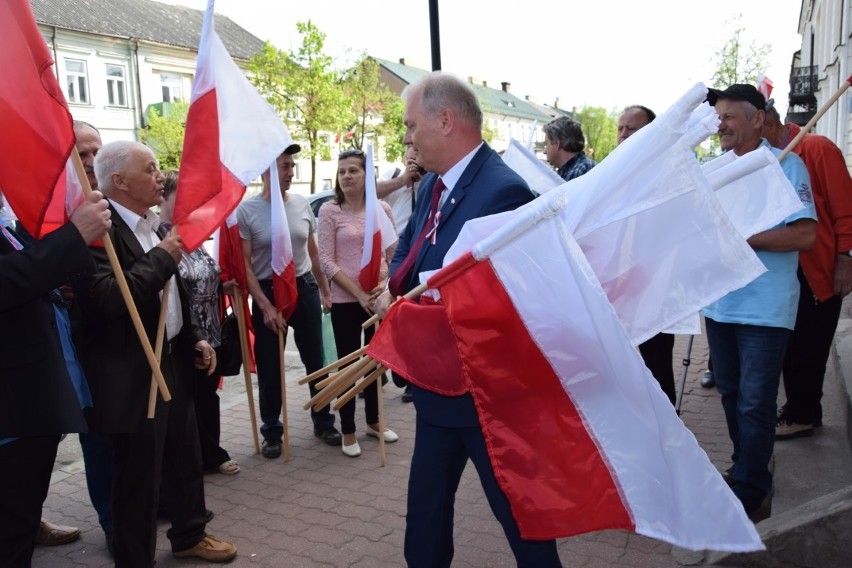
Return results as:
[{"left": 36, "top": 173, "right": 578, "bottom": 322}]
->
[
  {"left": 314, "top": 428, "right": 342, "bottom": 446},
  {"left": 261, "top": 439, "right": 282, "bottom": 459},
  {"left": 746, "top": 489, "right": 773, "bottom": 523},
  {"left": 700, "top": 370, "right": 715, "bottom": 388},
  {"left": 721, "top": 468, "right": 734, "bottom": 487},
  {"left": 401, "top": 387, "right": 413, "bottom": 403},
  {"left": 204, "top": 509, "right": 214, "bottom": 524}
]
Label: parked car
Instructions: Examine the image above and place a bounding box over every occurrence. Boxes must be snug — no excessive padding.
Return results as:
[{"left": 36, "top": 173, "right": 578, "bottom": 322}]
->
[{"left": 307, "top": 189, "right": 334, "bottom": 218}]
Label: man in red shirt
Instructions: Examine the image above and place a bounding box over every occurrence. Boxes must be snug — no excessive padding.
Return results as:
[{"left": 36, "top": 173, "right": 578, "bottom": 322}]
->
[{"left": 762, "top": 100, "right": 852, "bottom": 439}]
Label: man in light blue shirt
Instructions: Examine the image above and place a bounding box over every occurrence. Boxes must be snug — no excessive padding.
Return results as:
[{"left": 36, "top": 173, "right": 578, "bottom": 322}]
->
[{"left": 703, "top": 84, "right": 817, "bottom": 520}]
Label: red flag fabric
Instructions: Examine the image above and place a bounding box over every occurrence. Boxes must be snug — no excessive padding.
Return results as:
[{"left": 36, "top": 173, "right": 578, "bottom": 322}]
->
[
  {"left": 358, "top": 144, "right": 396, "bottom": 290},
  {"left": 269, "top": 161, "right": 297, "bottom": 320},
  {"left": 173, "top": 0, "right": 294, "bottom": 251},
  {"left": 0, "top": 0, "right": 73, "bottom": 238}
]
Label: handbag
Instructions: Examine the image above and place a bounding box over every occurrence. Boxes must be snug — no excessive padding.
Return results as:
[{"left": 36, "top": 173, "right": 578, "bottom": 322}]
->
[
  {"left": 217, "top": 310, "right": 243, "bottom": 376},
  {"left": 321, "top": 311, "right": 338, "bottom": 366}
]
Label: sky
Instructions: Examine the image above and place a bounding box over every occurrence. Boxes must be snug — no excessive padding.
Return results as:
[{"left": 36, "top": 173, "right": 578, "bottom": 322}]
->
[{"left": 165, "top": 0, "right": 804, "bottom": 116}]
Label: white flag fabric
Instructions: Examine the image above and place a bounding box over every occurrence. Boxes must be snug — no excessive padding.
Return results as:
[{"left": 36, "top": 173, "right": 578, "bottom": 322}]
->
[
  {"left": 269, "top": 160, "right": 297, "bottom": 319},
  {"left": 500, "top": 138, "right": 564, "bottom": 195},
  {"left": 359, "top": 144, "right": 397, "bottom": 290},
  {"left": 445, "top": 83, "right": 766, "bottom": 345},
  {"left": 174, "top": 0, "right": 293, "bottom": 251}
]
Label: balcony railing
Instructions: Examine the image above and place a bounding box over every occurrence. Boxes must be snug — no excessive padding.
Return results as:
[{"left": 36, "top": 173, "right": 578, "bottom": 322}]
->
[{"left": 789, "top": 65, "right": 818, "bottom": 105}]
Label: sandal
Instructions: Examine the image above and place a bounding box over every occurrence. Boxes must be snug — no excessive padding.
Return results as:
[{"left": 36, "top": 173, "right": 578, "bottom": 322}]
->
[{"left": 216, "top": 460, "right": 240, "bottom": 475}]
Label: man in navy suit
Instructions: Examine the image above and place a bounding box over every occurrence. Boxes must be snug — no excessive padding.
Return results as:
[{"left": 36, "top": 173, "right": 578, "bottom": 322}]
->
[{"left": 376, "top": 72, "right": 562, "bottom": 567}]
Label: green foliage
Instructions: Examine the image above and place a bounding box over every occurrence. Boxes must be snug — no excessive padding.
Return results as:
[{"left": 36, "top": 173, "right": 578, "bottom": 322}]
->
[
  {"left": 138, "top": 101, "right": 188, "bottom": 170},
  {"left": 710, "top": 15, "right": 770, "bottom": 88},
  {"left": 247, "top": 22, "right": 351, "bottom": 192},
  {"left": 341, "top": 55, "right": 404, "bottom": 160},
  {"left": 573, "top": 106, "right": 618, "bottom": 162}
]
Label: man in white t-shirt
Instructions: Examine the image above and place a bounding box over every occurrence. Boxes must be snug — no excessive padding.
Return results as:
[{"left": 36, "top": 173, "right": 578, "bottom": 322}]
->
[{"left": 237, "top": 145, "right": 340, "bottom": 458}]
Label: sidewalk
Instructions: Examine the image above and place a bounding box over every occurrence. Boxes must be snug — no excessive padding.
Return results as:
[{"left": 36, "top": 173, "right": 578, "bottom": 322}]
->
[{"left": 34, "top": 319, "right": 852, "bottom": 567}]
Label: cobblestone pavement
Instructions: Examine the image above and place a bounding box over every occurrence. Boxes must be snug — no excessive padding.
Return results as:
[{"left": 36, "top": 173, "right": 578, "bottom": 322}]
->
[{"left": 33, "top": 325, "right": 851, "bottom": 567}]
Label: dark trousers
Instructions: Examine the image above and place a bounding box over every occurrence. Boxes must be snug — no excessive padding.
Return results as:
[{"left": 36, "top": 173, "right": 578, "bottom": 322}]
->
[
  {"left": 110, "top": 350, "right": 206, "bottom": 567},
  {"left": 195, "top": 359, "right": 231, "bottom": 470},
  {"left": 638, "top": 332, "right": 676, "bottom": 405},
  {"left": 331, "top": 301, "right": 379, "bottom": 434},
  {"left": 781, "top": 269, "right": 842, "bottom": 424},
  {"left": 404, "top": 414, "right": 561, "bottom": 568},
  {"left": 252, "top": 275, "right": 335, "bottom": 441},
  {"left": 0, "top": 435, "right": 60, "bottom": 568},
  {"left": 79, "top": 431, "right": 115, "bottom": 539}
]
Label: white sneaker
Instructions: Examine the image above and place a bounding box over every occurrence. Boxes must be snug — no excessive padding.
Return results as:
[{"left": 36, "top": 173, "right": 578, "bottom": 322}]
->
[
  {"left": 366, "top": 424, "right": 398, "bottom": 443},
  {"left": 342, "top": 440, "right": 361, "bottom": 457}
]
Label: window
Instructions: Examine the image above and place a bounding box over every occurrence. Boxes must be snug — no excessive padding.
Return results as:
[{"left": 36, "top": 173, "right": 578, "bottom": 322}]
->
[
  {"left": 105, "top": 64, "right": 127, "bottom": 107},
  {"left": 160, "top": 73, "right": 184, "bottom": 103},
  {"left": 65, "top": 59, "right": 89, "bottom": 104}
]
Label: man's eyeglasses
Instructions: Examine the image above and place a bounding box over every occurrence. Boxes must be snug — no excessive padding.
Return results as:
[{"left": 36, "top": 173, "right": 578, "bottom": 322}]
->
[{"left": 339, "top": 149, "right": 365, "bottom": 159}]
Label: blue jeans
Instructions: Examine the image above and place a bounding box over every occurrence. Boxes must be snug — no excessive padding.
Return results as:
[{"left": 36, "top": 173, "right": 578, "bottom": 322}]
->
[
  {"left": 705, "top": 318, "right": 790, "bottom": 512},
  {"left": 252, "top": 274, "right": 335, "bottom": 441}
]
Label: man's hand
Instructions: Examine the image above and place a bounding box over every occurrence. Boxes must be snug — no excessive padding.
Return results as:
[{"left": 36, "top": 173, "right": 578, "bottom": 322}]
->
[
  {"left": 70, "top": 190, "right": 111, "bottom": 244},
  {"left": 222, "top": 279, "right": 237, "bottom": 296},
  {"left": 401, "top": 159, "right": 424, "bottom": 185},
  {"left": 157, "top": 227, "right": 183, "bottom": 263},
  {"left": 261, "top": 302, "right": 287, "bottom": 333},
  {"left": 835, "top": 255, "right": 852, "bottom": 296},
  {"left": 374, "top": 290, "right": 397, "bottom": 319},
  {"left": 194, "top": 340, "right": 217, "bottom": 376}
]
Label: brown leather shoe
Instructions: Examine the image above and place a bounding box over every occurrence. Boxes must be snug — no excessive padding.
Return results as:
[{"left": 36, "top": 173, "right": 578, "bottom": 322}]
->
[
  {"left": 35, "top": 518, "right": 81, "bottom": 546},
  {"left": 173, "top": 535, "right": 237, "bottom": 562}
]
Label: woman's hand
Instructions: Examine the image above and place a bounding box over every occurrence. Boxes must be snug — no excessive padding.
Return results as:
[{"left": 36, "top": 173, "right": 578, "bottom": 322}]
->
[
  {"left": 194, "top": 340, "right": 217, "bottom": 376},
  {"left": 222, "top": 279, "right": 237, "bottom": 296}
]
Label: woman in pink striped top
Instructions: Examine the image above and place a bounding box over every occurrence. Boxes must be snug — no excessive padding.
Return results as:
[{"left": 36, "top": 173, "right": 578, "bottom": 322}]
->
[{"left": 318, "top": 149, "right": 398, "bottom": 457}]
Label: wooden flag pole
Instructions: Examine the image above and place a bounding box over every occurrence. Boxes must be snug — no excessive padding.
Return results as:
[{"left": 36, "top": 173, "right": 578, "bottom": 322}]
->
[
  {"left": 70, "top": 148, "right": 170, "bottom": 401},
  {"left": 146, "top": 280, "right": 171, "bottom": 418},
  {"left": 375, "top": 367, "right": 387, "bottom": 467},
  {"left": 362, "top": 281, "right": 429, "bottom": 329},
  {"left": 277, "top": 313, "right": 290, "bottom": 462},
  {"left": 297, "top": 346, "right": 367, "bottom": 385},
  {"left": 233, "top": 288, "right": 260, "bottom": 455},
  {"left": 778, "top": 74, "right": 852, "bottom": 162}
]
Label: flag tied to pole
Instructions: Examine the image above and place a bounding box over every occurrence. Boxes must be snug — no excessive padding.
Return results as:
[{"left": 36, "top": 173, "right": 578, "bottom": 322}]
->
[
  {"left": 0, "top": 0, "right": 74, "bottom": 238},
  {"left": 173, "top": 0, "right": 294, "bottom": 252},
  {"left": 269, "top": 161, "right": 297, "bottom": 320},
  {"left": 358, "top": 144, "right": 397, "bottom": 290},
  {"left": 368, "top": 83, "right": 768, "bottom": 551}
]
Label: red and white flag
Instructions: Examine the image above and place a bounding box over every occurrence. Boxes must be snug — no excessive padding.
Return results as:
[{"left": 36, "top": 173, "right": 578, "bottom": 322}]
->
[
  {"left": 213, "top": 211, "right": 248, "bottom": 292},
  {"left": 368, "top": 83, "right": 766, "bottom": 551},
  {"left": 269, "top": 161, "right": 297, "bottom": 320},
  {"left": 0, "top": 0, "right": 74, "bottom": 238},
  {"left": 173, "top": 0, "right": 294, "bottom": 251},
  {"left": 359, "top": 144, "right": 397, "bottom": 290},
  {"left": 756, "top": 74, "right": 774, "bottom": 99}
]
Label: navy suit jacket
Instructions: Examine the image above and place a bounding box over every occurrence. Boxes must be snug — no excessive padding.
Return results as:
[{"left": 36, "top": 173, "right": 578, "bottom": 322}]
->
[
  {"left": 0, "top": 223, "right": 94, "bottom": 437},
  {"left": 73, "top": 205, "right": 201, "bottom": 434},
  {"left": 388, "top": 143, "right": 534, "bottom": 427}
]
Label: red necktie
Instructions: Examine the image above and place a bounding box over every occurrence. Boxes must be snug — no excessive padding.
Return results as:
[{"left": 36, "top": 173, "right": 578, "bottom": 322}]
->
[{"left": 388, "top": 177, "right": 445, "bottom": 296}]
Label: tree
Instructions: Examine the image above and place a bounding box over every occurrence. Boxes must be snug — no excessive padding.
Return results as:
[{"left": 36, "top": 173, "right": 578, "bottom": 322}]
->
[
  {"left": 341, "top": 55, "right": 406, "bottom": 162},
  {"left": 247, "top": 22, "right": 350, "bottom": 193},
  {"left": 710, "top": 17, "right": 771, "bottom": 88},
  {"left": 138, "top": 101, "right": 188, "bottom": 170},
  {"left": 573, "top": 107, "right": 618, "bottom": 163}
]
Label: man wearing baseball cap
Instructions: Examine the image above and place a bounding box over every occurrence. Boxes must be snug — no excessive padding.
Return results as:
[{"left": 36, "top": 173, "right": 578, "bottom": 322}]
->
[
  {"left": 237, "top": 144, "right": 342, "bottom": 458},
  {"left": 702, "top": 84, "right": 817, "bottom": 521}
]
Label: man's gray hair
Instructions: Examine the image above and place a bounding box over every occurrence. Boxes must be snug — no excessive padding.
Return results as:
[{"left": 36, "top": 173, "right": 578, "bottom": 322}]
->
[
  {"left": 94, "top": 140, "right": 144, "bottom": 193},
  {"left": 402, "top": 72, "right": 483, "bottom": 130},
  {"left": 542, "top": 116, "right": 586, "bottom": 153}
]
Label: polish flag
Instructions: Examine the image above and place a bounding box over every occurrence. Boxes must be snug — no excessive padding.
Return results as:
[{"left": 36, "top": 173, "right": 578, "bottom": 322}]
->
[
  {"left": 36, "top": 157, "right": 86, "bottom": 237},
  {"left": 212, "top": 210, "right": 255, "bottom": 369},
  {"left": 756, "top": 74, "right": 774, "bottom": 99},
  {"left": 269, "top": 161, "right": 297, "bottom": 320},
  {"left": 173, "top": 0, "right": 294, "bottom": 252},
  {"left": 367, "top": 84, "right": 768, "bottom": 550},
  {"left": 358, "top": 144, "right": 397, "bottom": 290},
  {"left": 0, "top": 0, "right": 74, "bottom": 238}
]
